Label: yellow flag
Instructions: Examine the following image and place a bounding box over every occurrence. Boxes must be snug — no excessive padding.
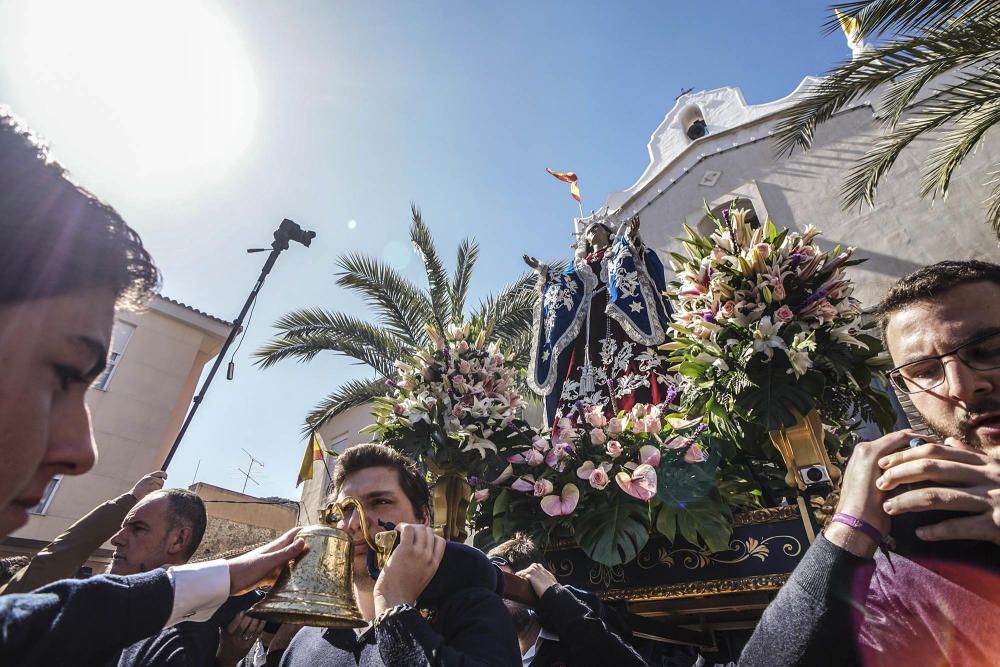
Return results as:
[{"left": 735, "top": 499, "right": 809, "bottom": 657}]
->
[{"left": 296, "top": 432, "right": 326, "bottom": 487}]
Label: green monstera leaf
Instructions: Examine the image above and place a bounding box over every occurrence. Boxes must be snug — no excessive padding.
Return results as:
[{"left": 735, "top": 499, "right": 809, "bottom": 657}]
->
[
  {"left": 656, "top": 442, "right": 722, "bottom": 506},
  {"left": 576, "top": 498, "right": 650, "bottom": 567},
  {"left": 654, "top": 496, "right": 733, "bottom": 553},
  {"left": 736, "top": 362, "right": 826, "bottom": 431}
]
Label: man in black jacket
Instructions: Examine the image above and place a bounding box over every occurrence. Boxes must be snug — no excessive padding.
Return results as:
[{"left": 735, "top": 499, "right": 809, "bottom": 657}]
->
[
  {"left": 276, "top": 443, "right": 519, "bottom": 667},
  {"left": 741, "top": 261, "right": 1000, "bottom": 666},
  {"left": 488, "top": 534, "right": 646, "bottom": 667}
]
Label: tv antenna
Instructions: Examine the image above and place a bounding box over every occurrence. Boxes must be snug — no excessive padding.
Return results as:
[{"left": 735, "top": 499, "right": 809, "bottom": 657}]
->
[{"left": 238, "top": 448, "right": 263, "bottom": 494}]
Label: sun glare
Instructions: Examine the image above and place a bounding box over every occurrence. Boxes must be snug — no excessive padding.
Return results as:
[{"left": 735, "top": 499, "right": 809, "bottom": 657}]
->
[{"left": 0, "top": 0, "right": 258, "bottom": 202}]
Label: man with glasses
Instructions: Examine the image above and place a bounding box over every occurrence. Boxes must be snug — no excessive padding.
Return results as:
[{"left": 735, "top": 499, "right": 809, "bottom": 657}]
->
[{"left": 742, "top": 260, "right": 1000, "bottom": 667}]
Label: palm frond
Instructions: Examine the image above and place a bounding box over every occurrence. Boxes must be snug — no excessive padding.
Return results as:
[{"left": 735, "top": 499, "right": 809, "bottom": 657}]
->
[
  {"left": 986, "top": 162, "right": 1000, "bottom": 239},
  {"left": 304, "top": 377, "right": 387, "bottom": 434},
  {"left": 920, "top": 69, "right": 1000, "bottom": 199},
  {"left": 824, "top": 1, "right": 986, "bottom": 38},
  {"left": 841, "top": 65, "right": 1000, "bottom": 207},
  {"left": 254, "top": 308, "right": 408, "bottom": 377},
  {"left": 772, "top": 22, "right": 1000, "bottom": 156},
  {"left": 335, "top": 252, "right": 433, "bottom": 348},
  {"left": 409, "top": 204, "right": 452, "bottom": 331},
  {"left": 472, "top": 272, "right": 538, "bottom": 346},
  {"left": 450, "top": 238, "right": 480, "bottom": 322}
]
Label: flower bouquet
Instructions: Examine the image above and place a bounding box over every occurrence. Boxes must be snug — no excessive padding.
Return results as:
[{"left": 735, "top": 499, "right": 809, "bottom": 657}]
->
[
  {"left": 366, "top": 322, "right": 534, "bottom": 485},
  {"left": 665, "top": 207, "right": 896, "bottom": 464},
  {"left": 471, "top": 394, "right": 748, "bottom": 567}
]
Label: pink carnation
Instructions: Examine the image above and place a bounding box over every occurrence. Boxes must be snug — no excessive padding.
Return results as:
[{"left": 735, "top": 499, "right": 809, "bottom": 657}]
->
[
  {"left": 774, "top": 305, "right": 794, "bottom": 322},
  {"left": 606, "top": 440, "right": 623, "bottom": 458},
  {"left": 590, "top": 428, "right": 607, "bottom": 445}
]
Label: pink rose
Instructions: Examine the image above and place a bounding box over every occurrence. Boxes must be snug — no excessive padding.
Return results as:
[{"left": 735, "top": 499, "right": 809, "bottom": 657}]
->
[
  {"left": 642, "top": 416, "right": 661, "bottom": 433},
  {"left": 532, "top": 436, "right": 550, "bottom": 452},
  {"left": 472, "top": 489, "right": 490, "bottom": 502},
  {"left": 607, "top": 418, "right": 624, "bottom": 435},
  {"left": 458, "top": 360, "right": 472, "bottom": 374},
  {"left": 589, "top": 467, "right": 610, "bottom": 490},
  {"left": 590, "top": 428, "right": 607, "bottom": 445},
  {"left": 773, "top": 281, "right": 787, "bottom": 302},
  {"left": 584, "top": 408, "right": 606, "bottom": 428},
  {"left": 533, "top": 479, "right": 554, "bottom": 497},
  {"left": 774, "top": 305, "right": 794, "bottom": 322},
  {"left": 718, "top": 301, "right": 736, "bottom": 319},
  {"left": 526, "top": 449, "right": 545, "bottom": 466},
  {"left": 606, "top": 440, "right": 623, "bottom": 458}
]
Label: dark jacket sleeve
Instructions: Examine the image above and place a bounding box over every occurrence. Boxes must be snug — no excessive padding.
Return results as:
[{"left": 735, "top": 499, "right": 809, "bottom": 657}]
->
[
  {"left": 0, "top": 569, "right": 173, "bottom": 666},
  {"left": 1, "top": 493, "right": 137, "bottom": 595},
  {"left": 534, "top": 584, "right": 646, "bottom": 667},
  {"left": 739, "top": 534, "right": 875, "bottom": 667},
  {"left": 375, "top": 587, "right": 520, "bottom": 666}
]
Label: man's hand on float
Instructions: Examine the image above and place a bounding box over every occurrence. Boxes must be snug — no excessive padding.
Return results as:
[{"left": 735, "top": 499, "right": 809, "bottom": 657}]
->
[
  {"left": 129, "top": 470, "right": 167, "bottom": 500},
  {"left": 827, "top": 430, "right": 925, "bottom": 557},
  {"left": 228, "top": 527, "right": 305, "bottom": 595},
  {"left": 516, "top": 562, "right": 559, "bottom": 598},
  {"left": 876, "top": 437, "right": 1000, "bottom": 545},
  {"left": 372, "top": 523, "right": 445, "bottom": 615}
]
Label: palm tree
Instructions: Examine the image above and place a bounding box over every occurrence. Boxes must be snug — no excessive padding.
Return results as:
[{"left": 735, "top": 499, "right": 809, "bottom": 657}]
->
[
  {"left": 773, "top": 1, "right": 1000, "bottom": 239},
  {"left": 254, "top": 205, "right": 539, "bottom": 433}
]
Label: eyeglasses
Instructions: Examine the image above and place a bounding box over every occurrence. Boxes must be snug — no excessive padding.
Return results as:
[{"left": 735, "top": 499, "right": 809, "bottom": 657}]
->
[{"left": 888, "top": 330, "right": 1000, "bottom": 394}]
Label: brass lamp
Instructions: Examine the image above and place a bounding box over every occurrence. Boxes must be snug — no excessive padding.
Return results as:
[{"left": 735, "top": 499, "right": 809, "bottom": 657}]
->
[{"left": 247, "top": 496, "right": 394, "bottom": 628}]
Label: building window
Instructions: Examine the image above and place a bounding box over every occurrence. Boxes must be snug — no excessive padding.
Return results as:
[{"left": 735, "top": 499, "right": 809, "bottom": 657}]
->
[
  {"left": 93, "top": 320, "right": 136, "bottom": 391},
  {"left": 29, "top": 475, "right": 63, "bottom": 515}
]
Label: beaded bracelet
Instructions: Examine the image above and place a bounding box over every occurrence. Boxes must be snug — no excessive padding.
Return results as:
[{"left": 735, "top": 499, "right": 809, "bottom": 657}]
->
[{"left": 831, "top": 512, "right": 883, "bottom": 545}]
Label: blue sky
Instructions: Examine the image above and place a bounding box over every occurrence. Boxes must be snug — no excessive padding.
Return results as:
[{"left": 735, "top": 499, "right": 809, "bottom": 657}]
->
[{"left": 0, "top": 1, "right": 852, "bottom": 500}]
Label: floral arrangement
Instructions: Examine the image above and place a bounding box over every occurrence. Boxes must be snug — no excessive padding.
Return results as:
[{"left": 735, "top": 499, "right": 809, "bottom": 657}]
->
[
  {"left": 470, "top": 395, "right": 744, "bottom": 567},
  {"left": 666, "top": 207, "right": 896, "bottom": 451},
  {"left": 367, "top": 322, "right": 533, "bottom": 479}
]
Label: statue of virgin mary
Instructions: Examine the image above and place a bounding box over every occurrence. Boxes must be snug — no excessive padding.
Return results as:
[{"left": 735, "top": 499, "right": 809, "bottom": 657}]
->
[{"left": 524, "top": 216, "right": 674, "bottom": 425}]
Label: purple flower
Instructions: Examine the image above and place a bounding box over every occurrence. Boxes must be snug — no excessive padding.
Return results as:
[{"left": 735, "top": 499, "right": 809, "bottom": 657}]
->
[
  {"left": 803, "top": 289, "right": 829, "bottom": 306},
  {"left": 384, "top": 379, "right": 398, "bottom": 388},
  {"left": 789, "top": 253, "right": 803, "bottom": 270},
  {"left": 693, "top": 423, "right": 708, "bottom": 438},
  {"left": 702, "top": 311, "right": 716, "bottom": 323},
  {"left": 574, "top": 400, "right": 585, "bottom": 412},
  {"left": 665, "top": 385, "right": 678, "bottom": 405},
  {"left": 561, "top": 443, "right": 574, "bottom": 454},
  {"left": 467, "top": 475, "right": 480, "bottom": 487}
]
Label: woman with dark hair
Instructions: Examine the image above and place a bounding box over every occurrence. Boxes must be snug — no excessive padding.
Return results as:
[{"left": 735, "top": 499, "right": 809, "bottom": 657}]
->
[
  {"left": 523, "top": 216, "right": 673, "bottom": 424},
  {"left": 0, "top": 110, "right": 304, "bottom": 665}
]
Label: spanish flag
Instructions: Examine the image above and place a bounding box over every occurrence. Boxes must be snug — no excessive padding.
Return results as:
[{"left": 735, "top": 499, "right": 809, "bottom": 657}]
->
[
  {"left": 547, "top": 167, "right": 581, "bottom": 202},
  {"left": 296, "top": 431, "right": 327, "bottom": 487}
]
